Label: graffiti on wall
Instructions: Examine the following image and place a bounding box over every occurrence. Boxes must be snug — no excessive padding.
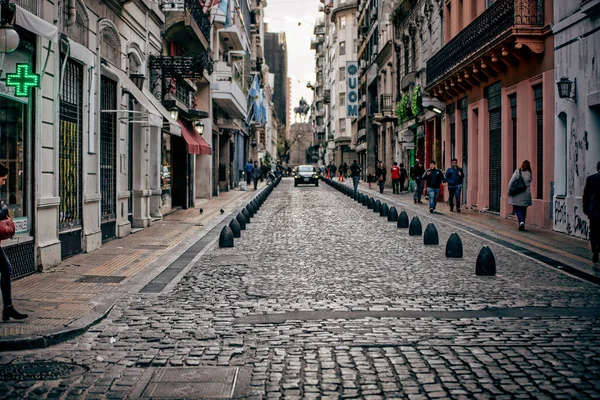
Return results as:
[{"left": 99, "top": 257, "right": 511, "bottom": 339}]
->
[
  {"left": 568, "top": 117, "right": 588, "bottom": 196},
  {"left": 553, "top": 198, "right": 590, "bottom": 239},
  {"left": 554, "top": 198, "right": 568, "bottom": 233}
]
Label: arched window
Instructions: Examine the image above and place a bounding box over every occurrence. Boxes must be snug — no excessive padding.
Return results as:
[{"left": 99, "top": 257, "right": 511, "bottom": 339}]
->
[
  {"left": 62, "top": 0, "right": 89, "bottom": 47},
  {"left": 99, "top": 23, "right": 121, "bottom": 66}
]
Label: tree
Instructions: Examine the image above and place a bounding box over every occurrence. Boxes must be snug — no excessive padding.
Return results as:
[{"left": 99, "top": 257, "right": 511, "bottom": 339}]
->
[{"left": 276, "top": 124, "right": 303, "bottom": 164}]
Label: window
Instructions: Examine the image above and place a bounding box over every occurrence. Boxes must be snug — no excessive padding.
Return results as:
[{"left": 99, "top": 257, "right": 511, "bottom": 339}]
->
[
  {"left": 404, "top": 42, "right": 409, "bottom": 75},
  {"left": 411, "top": 39, "right": 416, "bottom": 72},
  {"left": 339, "top": 92, "right": 345, "bottom": 106},
  {"left": 339, "top": 118, "right": 346, "bottom": 133},
  {"left": 340, "top": 16, "right": 346, "bottom": 29},
  {"left": 339, "top": 67, "right": 345, "bottom": 81},
  {"left": 509, "top": 94, "right": 517, "bottom": 171},
  {"left": 339, "top": 41, "right": 346, "bottom": 56},
  {"left": 99, "top": 25, "right": 120, "bottom": 66},
  {"left": 534, "top": 84, "right": 543, "bottom": 199}
]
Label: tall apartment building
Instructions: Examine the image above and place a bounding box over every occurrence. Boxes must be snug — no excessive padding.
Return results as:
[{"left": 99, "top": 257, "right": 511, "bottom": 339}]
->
[
  {"left": 265, "top": 31, "right": 289, "bottom": 129},
  {"left": 311, "top": 16, "right": 327, "bottom": 157},
  {"left": 426, "top": 0, "right": 555, "bottom": 229}
]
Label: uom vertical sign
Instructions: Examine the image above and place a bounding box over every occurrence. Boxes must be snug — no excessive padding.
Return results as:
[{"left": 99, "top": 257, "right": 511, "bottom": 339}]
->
[{"left": 346, "top": 61, "right": 359, "bottom": 120}]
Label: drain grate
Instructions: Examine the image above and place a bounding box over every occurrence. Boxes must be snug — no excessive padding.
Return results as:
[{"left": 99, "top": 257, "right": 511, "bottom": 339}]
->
[
  {"left": 0, "top": 362, "right": 88, "bottom": 381},
  {"left": 76, "top": 275, "right": 126, "bottom": 284},
  {"left": 134, "top": 367, "right": 239, "bottom": 399}
]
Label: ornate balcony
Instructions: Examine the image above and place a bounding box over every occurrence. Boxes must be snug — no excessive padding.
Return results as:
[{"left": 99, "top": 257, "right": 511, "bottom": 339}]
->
[
  {"left": 164, "top": 0, "right": 211, "bottom": 55},
  {"left": 426, "top": 0, "right": 546, "bottom": 98}
]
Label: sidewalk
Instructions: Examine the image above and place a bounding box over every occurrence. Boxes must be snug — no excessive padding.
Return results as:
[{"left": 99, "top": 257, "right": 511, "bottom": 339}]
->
[
  {"left": 337, "top": 178, "right": 599, "bottom": 282},
  {"left": 0, "top": 183, "right": 266, "bottom": 350}
]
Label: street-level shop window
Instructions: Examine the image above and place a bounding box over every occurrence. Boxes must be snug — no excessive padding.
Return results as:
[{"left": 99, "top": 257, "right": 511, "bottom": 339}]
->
[{"left": 0, "top": 97, "right": 27, "bottom": 219}]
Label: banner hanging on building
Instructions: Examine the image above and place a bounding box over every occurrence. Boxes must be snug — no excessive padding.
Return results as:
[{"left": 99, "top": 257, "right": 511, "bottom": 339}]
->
[{"left": 346, "top": 61, "right": 359, "bottom": 120}]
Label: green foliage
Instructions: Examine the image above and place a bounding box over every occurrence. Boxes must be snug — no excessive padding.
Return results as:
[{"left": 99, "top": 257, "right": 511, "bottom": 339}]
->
[
  {"left": 396, "top": 94, "right": 409, "bottom": 125},
  {"left": 412, "top": 84, "right": 421, "bottom": 116},
  {"left": 264, "top": 151, "right": 272, "bottom": 166}
]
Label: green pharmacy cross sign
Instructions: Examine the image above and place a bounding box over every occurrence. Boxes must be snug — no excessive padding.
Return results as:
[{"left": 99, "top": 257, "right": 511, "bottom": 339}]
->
[{"left": 6, "top": 64, "right": 40, "bottom": 97}]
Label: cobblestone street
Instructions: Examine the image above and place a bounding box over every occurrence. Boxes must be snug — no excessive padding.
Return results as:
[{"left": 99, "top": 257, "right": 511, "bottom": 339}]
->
[{"left": 1, "top": 178, "right": 600, "bottom": 399}]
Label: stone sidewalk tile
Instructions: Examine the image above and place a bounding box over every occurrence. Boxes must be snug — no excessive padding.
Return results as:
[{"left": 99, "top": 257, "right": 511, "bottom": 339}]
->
[
  {"left": 336, "top": 178, "right": 598, "bottom": 281},
  {"left": 0, "top": 184, "right": 266, "bottom": 350}
]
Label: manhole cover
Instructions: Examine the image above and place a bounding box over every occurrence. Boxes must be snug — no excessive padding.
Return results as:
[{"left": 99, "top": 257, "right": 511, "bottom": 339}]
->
[
  {"left": 0, "top": 362, "right": 88, "bottom": 381},
  {"left": 77, "top": 275, "right": 126, "bottom": 283},
  {"left": 133, "top": 367, "right": 239, "bottom": 399}
]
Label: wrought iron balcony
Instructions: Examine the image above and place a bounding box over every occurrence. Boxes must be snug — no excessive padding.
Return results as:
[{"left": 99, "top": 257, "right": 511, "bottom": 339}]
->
[
  {"left": 426, "top": 0, "right": 544, "bottom": 90},
  {"left": 149, "top": 53, "right": 214, "bottom": 79},
  {"left": 185, "top": 0, "right": 211, "bottom": 43}
]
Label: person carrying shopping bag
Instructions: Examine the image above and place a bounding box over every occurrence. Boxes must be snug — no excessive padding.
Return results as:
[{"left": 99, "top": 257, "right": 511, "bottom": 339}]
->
[{"left": 507, "top": 160, "right": 533, "bottom": 231}]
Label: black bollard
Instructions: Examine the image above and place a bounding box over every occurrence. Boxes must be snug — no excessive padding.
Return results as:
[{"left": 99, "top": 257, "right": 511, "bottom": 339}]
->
[
  {"left": 423, "top": 223, "right": 439, "bottom": 245},
  {"left": 380, "top": 203, "right": 389, "bottom": 217},
  {"left": 246, "top": 204, "right": 254, "bottom": 218},
  {"left": 219, "top": 226, "right": 234, "bottom": 247},
  {"left": 408, "top": 216, "right": 422, "bottom": 236},
  {"left": 476, "top": 246, "right": 496, "bottom": 276},
  {"left": 397, "top": 211, "right": 409, "bottom": 228},
  {"left": 357, "top": 193, "right": 363, "bottom": 203},
  {"left": 373, "top": 199, "right": 381, "bottom": 213},
  {"left": 242, "top": 208, "right": 251, "bottom": 222},
  {"left": 362, "top": 195, "right": 369, "bottom": 206},
  {"left": 236, "top": 213, "right": 247, "bottom": 230},
  {"left": 229, "top": 218, "right": 241, "bottom": 238},
  {"left": 367, "top": 197, "right": 375, "bottom": 209},
  {"left": 445, "top": 232, "right": 463, "bottom": 258},
  {"left": 388, "top": 206, "right": 398, "bottom": 222}
]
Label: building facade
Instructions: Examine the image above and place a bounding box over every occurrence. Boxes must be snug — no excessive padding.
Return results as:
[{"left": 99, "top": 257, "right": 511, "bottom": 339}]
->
[
  {"left": 552, "top": 0, "right": 600, "bottom": 239},
  {"left": 426, "top": 0, "right": 555, "bottom": 229}
]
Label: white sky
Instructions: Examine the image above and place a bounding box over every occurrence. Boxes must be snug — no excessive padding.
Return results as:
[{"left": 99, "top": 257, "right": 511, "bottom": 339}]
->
[{"left": 263, "top": 0, "right": 321, "bottom": 118}]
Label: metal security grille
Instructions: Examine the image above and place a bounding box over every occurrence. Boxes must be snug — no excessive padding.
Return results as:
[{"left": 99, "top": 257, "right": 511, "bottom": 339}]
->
[
  {"left": 100, "top": 76, "right": 117, "bottom": 242},
  {"left": 6, "top": 242, "right": 35, "bottom": 280},
  {"left": 534, "top": 85, "right": 543, "bottom": 200},
  {"left": 460, "top": 97, "right": 468, "bottom": 205},
  {"left": 509, "top": 94, "right": 517, "bottom": 172},
  {"left": 59, "top": 59, "right": 84, "bottom": 258},
  {"left": 486, "top": 82, "right": 502, "bottom": 213}
]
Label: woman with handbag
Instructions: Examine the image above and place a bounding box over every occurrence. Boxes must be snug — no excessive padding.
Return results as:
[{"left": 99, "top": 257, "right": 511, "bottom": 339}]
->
[
  {"left": 375, "top": 161, "right": 386, "bottom": 194},
  {"left": 508, "top": 160, "right": 533, "bottom": 231},
  {"left": 0, "top": 163, "right": 27, "bottom": 321}
]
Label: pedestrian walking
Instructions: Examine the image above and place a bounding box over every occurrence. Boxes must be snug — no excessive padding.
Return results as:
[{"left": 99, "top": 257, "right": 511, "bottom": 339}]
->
[
  {"left": 423, "top": 160, "right": 445, "bottom": 213},
  {"left": 583, "top": 161, "right": 600, "bottom": 264},
  {"left": 391, "top": 162, "right": 401, "bottom": 194},
  {"left": 342, "top": 162, "right": 349, "bottom": 179},
  {"left": 375, "top": 161, "right": 386, "bottom": 194},
  {"left": 399, "top": 163, "right": 408, "bottom": 193},
  {"left": 507, "top": 160, "right": 533, "bottom": 231},
  {"left": 329, "top": 162, "right": 337, "bottom": 180},
  {"left": 350, "top": 160, "right": 361, "bottom": 193},
  {"left": 445, "top": 158, "right": 465, "bottom": 212},
  {"left": 261, "top": 160, "right": 268, "bottom": 182},
  {"left": 244, "top": 159, "right": 253, "bottom": 185},
  {"left": 252, "top": 161, "right": 261, "bottom": 190},
  {"left": 338, "top": 167, "right": 345, "bottom": 182},
  {"left": 410, "top": 159, "right": 425, "bottom": 204},
  {"left": 0, "top": 163, "right": 27, "bottom": 321}
]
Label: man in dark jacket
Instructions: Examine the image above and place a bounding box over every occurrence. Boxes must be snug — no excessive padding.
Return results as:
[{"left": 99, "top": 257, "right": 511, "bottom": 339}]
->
[
  {"left": 583, "top": 161, "right": 600, "bottom": 264},
  {"left": 350, "top": 160, "right": 362, "bottom": 193},
  {"left": 410, "top": 159, "right": 425, "bottom": 204},
  {"left": 423, "top": 160, "right": 445, "bottom": 213},
  {"left": 244, "top": 160, "right": 253, "bottom": 185},
  {"left": 445, "top": 158, "right": 465, "bottom": 212}
]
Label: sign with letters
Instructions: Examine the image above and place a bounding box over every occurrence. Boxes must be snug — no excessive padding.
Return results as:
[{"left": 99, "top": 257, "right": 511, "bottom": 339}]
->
[{"left": 346, "top": 61, "right": 358, "bottom": 120}]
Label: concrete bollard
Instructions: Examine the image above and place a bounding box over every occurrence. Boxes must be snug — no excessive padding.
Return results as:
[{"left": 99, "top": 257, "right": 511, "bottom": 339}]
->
[
  {"left": 236, "top": 213, "right": 247, "bottom": 230},
  {"left": 397, "top": 211, "right": 409, "bottom": 228},
  {"left": 373, "top": 199, "right": 381, "bottom": 213},
  {"left": 229, "top": 218, "right": 241, "bottom": 238},
  {"left": 445, "top": 232, "right": 463, "bottom": 258},
  {"left": 476, "top": 246, "right": 496, "bottom": 276},
  {"left": 242, "top": 208, "right": 251, "bottom": 223},
  {"left": 388, "top": 206, "right": 398, "bottom": 222},
  {"left": 408, "top": 216, "right": 422, "bottom": 236},
  {"left": 219, "top": 225, "right": 234, "bottom": 247},
  {"left": 380, "top": 203, "right": 389, "bottom": 217},
  {"left": 423, "top": 223, "right": 439, "bottom": 245},
  {"left": 367, "top": 197, "right": 375, "bottom": 209}
]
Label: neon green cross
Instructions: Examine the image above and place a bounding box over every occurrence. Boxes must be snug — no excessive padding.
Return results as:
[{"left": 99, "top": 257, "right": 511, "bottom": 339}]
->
[{"left": 6, "top": 63, "right": 40, "bottom": 97}]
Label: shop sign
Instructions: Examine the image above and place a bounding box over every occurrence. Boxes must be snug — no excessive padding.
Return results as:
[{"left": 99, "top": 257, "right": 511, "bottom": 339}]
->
[
  {"left": 6, "top": 64, "right": 40, "bottom": 97},
  {"left": 346, "top": 61, "right": 359, "bottom": 119},
  {"left": 0, "top": 51, "right": 31, "bottom": 103},
  {"left": 13, "top": 217, "right": 28, "bottom": 235}
]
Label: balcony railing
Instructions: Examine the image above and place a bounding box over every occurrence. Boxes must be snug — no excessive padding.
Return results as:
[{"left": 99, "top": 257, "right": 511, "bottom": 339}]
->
[
  {"left": 426, "top": 0, "right": 543, "bottom": 87},
  {"left": 14, "top": 0, "right": 39, "bottom": 14},
  {"left": 380, "top": 94, "right": 393, "bottom": 113},
  {"left": 186, "top": 0, "right": 211, "bottom": 43}
]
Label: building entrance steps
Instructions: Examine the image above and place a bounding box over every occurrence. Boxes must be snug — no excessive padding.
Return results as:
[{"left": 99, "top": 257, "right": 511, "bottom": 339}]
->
[
  {"left": 0, "top": 183, "right": 268, "bottom": 351},
  {"left": 339, "top": 179, "right": 599, "bottom": 283}
]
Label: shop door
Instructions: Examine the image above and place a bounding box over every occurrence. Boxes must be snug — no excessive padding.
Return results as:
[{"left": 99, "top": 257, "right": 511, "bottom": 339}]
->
[
  {"left": 488, "top": 110, "right": 502, "bottom": 212},
  {"left": 171, "top": 135, "right": 188, "bottom": 209},
  {"left": 59, "top": 59, "right": 84, "bottom": 258},
  {"left": 100, "top": 76, "right": 117, "bottom": 242}
]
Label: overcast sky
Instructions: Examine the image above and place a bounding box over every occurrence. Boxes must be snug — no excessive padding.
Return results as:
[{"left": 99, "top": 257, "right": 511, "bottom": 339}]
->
[{"left": 263, "top": 0, "right": 321, "bottom": 118}]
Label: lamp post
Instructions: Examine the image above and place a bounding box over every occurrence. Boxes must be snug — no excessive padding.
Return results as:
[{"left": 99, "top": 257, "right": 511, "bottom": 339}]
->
[
  {"left": 557, "top": 77, "right": 576, "bottom": 101},
  {"left": 0, "top": 24, "right": 19, "bottom": 54},
  {"left": 129, "top": 73, "right": 145, "bottom": 91},
  {"left": 194, "top": 121, "right": 204, "bottom": 135}
]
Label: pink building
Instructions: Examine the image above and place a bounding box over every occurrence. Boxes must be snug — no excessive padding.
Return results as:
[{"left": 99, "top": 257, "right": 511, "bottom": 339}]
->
[{"left": 426, "top": 0, "right": 554, "bottom": 229}]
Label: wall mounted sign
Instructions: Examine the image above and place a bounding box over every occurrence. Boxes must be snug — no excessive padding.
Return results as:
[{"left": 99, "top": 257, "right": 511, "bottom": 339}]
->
[
  {"left": 6, "top": 64, "right": 40, "bottom": 97},
  {"left": 346, "top": 61, "right": 358, "bottom": 119}
]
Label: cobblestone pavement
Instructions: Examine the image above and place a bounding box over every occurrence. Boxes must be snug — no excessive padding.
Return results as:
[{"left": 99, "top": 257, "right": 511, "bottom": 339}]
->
[{"left": 1, "top": 178, "right": 600, "bottom": 399}]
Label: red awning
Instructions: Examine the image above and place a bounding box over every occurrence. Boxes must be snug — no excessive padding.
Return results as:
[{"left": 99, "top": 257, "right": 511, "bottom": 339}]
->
[{"left": 177, "top": 119, "right": 212, "bottom": 155}]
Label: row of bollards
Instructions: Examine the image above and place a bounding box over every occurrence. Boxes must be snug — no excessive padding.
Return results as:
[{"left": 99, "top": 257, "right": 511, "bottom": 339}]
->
[
  {"left": 321, "top": 176, "right": 496, "bottom": 276},
  {"left": 219, "top": 175, "right": 283, "bottom": 247}
]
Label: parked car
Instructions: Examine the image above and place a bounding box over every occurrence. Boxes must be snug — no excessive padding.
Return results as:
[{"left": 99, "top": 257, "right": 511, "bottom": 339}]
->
[{"left": 294, "top": 165, "right": 319, "bottom": 187}]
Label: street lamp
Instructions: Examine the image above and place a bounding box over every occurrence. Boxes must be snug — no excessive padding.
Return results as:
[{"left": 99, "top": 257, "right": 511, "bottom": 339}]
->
[
  {"left": 557, "top": 77, "right": 576, "bottom": 101},
  {"left": 0, "top": 24, "right": 19, "bottom": 54},
  {"left": 129, "top": 73, "right": 145, "bottom": 91},
  {"left": 194, "top": 120, "right": 204, "bottom": 135}
]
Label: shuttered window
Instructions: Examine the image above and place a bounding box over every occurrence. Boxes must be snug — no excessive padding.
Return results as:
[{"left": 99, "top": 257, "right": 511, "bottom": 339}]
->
[
  {"left": 486, "top": 82, "right": 502, "bottom": 212},
  {"left": 534, "top": 85, "right": 543, "bottom": 200},
  {"left": 448, "top": 103, "right": 456, "bottom": 160},
  {"left": 509, "top": 94, "right": 517, "bottom": 172}
]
